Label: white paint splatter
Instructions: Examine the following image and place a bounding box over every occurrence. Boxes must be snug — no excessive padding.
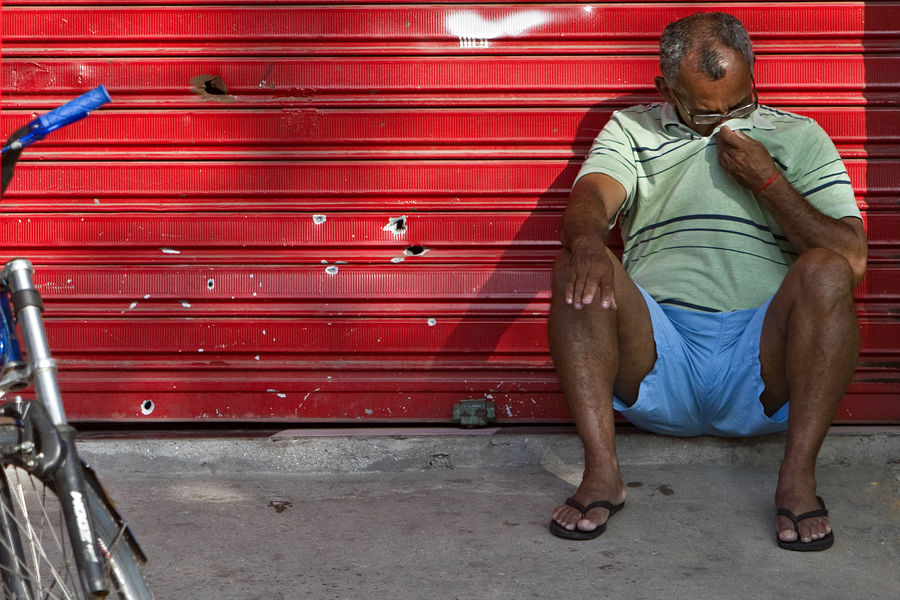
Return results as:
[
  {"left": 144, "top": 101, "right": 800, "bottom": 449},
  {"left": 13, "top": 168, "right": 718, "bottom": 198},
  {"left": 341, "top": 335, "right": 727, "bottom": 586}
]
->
[
  {"left": 383, "top": 216, "right": 408, "bottom": 235},
  {"left": 447, "top": 10, "right": 550, "bottom": 48}
]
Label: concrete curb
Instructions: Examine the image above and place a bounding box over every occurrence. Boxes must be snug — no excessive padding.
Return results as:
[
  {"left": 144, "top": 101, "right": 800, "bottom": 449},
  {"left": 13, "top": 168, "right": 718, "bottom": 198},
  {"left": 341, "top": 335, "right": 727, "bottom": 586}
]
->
[{"left": 75, "top": 426, "right": 900, "bottom": 475}]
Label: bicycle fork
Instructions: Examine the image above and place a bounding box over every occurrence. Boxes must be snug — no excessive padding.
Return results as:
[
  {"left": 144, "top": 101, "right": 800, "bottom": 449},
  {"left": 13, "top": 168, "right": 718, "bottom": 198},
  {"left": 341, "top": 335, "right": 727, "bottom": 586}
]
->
[{"left": 1, "top": 259, "right": 109, "bottom": 597}]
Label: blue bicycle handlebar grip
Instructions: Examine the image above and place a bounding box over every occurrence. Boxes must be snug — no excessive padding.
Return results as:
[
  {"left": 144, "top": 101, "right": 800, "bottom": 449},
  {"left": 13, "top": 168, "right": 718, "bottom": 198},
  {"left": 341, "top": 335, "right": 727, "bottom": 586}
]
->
[{"left": 2, "top": 85, "right": 111, "bottom": 154}]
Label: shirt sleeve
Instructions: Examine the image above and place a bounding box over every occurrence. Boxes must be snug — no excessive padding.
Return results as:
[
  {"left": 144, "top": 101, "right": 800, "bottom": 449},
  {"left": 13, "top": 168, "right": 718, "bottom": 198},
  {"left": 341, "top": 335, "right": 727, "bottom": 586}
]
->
[
  {"left": 785, "top": 121, "right": 861, "bottom": 221},
  {"left": 573, "top": 111, "right": 639, "bottom": 218}
]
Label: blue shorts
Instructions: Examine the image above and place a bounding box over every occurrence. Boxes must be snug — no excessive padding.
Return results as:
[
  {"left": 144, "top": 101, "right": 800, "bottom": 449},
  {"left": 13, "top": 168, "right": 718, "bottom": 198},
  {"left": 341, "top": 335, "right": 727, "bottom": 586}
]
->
[{"left": 613, "top": 287, "right": 789, "bottom": 438}]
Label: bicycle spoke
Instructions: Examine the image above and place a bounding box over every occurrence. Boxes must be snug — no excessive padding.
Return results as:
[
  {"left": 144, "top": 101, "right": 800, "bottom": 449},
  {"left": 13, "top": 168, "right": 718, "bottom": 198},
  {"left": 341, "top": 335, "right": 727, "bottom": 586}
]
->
[{"left": 0, "top": 467, "right": 81, "bottom": 599}]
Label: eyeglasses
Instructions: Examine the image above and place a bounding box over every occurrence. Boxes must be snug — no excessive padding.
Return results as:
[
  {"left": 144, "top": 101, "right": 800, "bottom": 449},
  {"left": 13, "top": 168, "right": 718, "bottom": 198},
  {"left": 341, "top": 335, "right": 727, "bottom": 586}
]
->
[{"left": 671, "top": 76, "right": 759, "bottom": 125}]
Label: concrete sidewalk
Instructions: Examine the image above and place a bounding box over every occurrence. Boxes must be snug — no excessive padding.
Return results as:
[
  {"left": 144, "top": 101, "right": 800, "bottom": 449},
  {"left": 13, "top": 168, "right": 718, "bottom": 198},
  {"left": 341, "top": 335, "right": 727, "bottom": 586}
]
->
[{"left": 76, "top": 427, "right": 899, "bottom": 600}]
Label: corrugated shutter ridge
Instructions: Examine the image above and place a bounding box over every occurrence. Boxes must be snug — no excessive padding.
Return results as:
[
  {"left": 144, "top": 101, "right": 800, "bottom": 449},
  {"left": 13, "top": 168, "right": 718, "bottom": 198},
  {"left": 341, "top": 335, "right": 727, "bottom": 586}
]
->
[{"left": 1, "top": 1, "right": 897, "bottom": 422}]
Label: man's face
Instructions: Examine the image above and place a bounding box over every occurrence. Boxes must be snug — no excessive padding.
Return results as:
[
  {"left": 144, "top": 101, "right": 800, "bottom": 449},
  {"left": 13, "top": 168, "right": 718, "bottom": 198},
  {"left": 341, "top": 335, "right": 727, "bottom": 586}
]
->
[{"left": 655, "top": 48, "right": 756, "bottom": 137}]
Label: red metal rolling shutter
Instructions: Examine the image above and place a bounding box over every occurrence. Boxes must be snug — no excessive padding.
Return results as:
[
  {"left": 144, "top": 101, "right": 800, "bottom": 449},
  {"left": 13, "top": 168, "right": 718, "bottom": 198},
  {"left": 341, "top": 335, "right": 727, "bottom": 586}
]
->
[{"left": 1, "top": 1, "right": 897, "bottom": 423}]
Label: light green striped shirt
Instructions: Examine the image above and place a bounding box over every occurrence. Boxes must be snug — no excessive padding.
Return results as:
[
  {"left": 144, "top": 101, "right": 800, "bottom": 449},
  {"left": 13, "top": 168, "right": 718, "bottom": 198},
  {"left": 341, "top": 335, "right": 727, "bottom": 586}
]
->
[{"left": 575, "top": 102, "right": 861, "bottom": 312}]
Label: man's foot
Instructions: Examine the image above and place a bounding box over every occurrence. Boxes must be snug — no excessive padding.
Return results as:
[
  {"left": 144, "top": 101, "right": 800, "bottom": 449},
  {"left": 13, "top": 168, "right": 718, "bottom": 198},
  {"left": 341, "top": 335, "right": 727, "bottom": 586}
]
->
[
  {"left": 550, "top": 474, "right": 627, "bottom": 539},
  {"left": 775, "top": 486, "right": 834, "bottom": 551}
]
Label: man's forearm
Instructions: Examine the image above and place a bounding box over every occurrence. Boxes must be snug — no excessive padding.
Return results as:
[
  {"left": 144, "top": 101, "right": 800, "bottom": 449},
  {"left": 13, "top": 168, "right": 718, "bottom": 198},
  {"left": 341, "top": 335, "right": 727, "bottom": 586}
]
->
[
  {"left": 559, "top": 190, "right": 610, "bottom": 251},
  {"left": 755, "top": 175, "right": 867, "bottom": 281}
]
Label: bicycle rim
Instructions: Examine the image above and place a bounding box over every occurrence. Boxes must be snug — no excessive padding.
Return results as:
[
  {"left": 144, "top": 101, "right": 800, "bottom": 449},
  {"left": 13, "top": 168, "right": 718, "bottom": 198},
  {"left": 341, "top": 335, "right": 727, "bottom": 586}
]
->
[{"left": 0, "top": 465, "right": 152, "bottom": 599}]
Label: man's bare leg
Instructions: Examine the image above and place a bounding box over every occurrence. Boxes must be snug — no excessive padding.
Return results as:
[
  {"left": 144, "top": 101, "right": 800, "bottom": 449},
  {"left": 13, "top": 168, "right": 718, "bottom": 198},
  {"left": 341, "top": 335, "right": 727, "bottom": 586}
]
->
[
  {"left": 759, "top": 248, "right": 860, "bottom": 545},
  {"left": 548, "top": 247, "right": 656, "bottom": 533}
]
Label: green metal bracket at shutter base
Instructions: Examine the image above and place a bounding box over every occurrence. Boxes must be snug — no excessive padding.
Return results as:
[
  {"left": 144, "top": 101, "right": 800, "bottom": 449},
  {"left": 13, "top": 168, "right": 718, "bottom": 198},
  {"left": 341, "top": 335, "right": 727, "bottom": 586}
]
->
[{"left": 452, "top": 400, "right": 495, "bottom": 428}]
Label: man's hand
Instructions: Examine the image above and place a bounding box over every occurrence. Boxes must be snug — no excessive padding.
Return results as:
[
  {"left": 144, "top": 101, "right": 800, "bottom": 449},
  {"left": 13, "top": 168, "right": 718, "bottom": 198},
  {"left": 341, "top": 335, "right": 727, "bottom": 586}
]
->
[
  {"left": 715, "top": 125, "right": 778, "bottom": 191},
  {"left": 566, "top": 236, "right": 617, "bottom": 311},
  {"left": 1, "top": 125, "right": 30, "bottom": 198}
]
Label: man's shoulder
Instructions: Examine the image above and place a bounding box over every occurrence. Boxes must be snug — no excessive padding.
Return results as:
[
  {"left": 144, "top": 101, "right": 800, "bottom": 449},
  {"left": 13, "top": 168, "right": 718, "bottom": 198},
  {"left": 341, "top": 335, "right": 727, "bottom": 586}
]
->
[
  {"left": 612, "top": 103, "right": 663, "bottom": 123},
  {"left": 606, "top": 103, "right": 666, "bottom": 138},
  {"left": 753, "top": 106, "right": 835, "bottom": 158},
  {"left": 755, "top": 105, "right": 824, "bottom": 135}
]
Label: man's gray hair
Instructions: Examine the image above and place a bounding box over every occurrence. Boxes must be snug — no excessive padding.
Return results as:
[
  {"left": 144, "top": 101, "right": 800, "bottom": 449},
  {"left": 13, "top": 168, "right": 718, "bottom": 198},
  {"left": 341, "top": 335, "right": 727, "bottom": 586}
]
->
[{"left": 659, "top": 12, "right": 755, "bottom": 85}]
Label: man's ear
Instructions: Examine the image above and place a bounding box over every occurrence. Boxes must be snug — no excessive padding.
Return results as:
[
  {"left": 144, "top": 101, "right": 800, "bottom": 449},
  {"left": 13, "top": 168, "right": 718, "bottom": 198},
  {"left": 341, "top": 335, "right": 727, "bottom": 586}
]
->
[{"left": 654, "top": 76, "right": 672, "bottom": 102}]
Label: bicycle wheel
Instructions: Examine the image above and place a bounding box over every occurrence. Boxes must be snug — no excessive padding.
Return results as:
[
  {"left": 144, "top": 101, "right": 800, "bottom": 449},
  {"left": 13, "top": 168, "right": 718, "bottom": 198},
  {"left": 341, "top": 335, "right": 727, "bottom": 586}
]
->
[{"left": 0, "top": 464, "right": 153, "bottom": 599}]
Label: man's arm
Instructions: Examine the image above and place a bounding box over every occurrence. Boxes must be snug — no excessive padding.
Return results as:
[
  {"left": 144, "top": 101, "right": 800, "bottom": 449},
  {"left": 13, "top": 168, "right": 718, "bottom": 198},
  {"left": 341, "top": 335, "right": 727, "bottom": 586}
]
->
[
  {"left": 559, "top": 173, "right": 627, "bottom": 309},
  {"left": 716, "top": 125, "right": 867, "bottom": 284}
]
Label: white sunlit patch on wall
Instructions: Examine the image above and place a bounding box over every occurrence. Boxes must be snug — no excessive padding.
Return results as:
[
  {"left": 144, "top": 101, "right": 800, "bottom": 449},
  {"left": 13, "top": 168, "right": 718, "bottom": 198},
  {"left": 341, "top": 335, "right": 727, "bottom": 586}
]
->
[{"left": 446, "top": 10, "right": 551, "bottom": 48}]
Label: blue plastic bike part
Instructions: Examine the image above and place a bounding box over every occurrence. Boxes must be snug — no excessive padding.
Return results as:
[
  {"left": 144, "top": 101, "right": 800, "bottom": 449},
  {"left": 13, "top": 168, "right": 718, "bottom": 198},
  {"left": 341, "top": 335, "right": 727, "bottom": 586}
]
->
[{"left": 1, "top": 85, "right": 112, "bottom": 154}]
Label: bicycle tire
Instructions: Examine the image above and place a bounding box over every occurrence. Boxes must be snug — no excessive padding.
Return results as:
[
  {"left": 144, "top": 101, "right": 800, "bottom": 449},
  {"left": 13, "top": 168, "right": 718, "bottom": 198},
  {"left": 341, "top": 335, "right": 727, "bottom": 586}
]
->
[{"left": 0, "top": 463, "right": 153, "bottom": 599}]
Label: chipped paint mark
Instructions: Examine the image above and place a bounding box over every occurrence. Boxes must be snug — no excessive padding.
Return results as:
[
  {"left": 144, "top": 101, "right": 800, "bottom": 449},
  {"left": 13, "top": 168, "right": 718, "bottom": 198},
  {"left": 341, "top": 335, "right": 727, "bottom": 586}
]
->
[
  {"left": 190, "top": 74, "right": 236, "bottom": 102},
  {"left": 144, "top": 294, "right": 151, "bottom": 299},
  {"left": 128, "top": 301, "right": 138, "bottom": 310},
  {"left": 383, "top": 215, "right": 408, "bottom": 235},
  {"left": 141, "top": 399, "right": 155, "bottom": 415},
  {"left": 258, "top": 62, "right": 275, "bottom": 88},
  {"left": 427, "top": 318, "right": 437, "bottom": 326},
  {"left": 161, "top": 248, "right": 180, "bottom": 254},
  {"left": 404, "top": 245, "right": 429, "bottom": 256},
  {"left": 198, "top": 348, "right": 204, "bottom": 353},
  {"left": 506, "top": 405, "right": 513, "bottom": 417},
  {"left": 364, "top": 409, "right": 374, "bottom": 416},
  {"left": 254, "top": 355, "right": 260, "bottom": 361},
  {"left": 321, "top": 259, "right": 329, "bottom": 264},
  {"left": 181, "top": 301, "right": 192, "bottom": 308},
  {"left": 325, "top": 266, "right": 339, "bottom": 275},
  {"left": 313, "top": 214, "right": 327, "bottom": 225},
  {"left": 391, "top": 257, "right": 405, "bottom": 263},
  {"left": 207, "top": 278, "right": 215, "bottom": 290},
  {"left": 302, "top": 386, "right": 322, "bottom": 402}
]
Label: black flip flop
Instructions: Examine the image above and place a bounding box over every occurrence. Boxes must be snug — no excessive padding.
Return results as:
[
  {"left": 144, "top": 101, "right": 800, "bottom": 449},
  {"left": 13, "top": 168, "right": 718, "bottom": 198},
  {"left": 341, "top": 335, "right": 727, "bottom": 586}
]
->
[
  {"left": 776, "top": 495, "right": 834, "bottom": 551},
  {"left": 549, "top": 497, "right": 625, "bottom": 540}
]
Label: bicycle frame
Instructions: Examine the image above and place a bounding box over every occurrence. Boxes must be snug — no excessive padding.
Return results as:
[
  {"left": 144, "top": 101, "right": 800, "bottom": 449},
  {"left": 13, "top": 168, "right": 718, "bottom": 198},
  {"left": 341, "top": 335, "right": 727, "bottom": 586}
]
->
[{"left": 0, "top": 258, "right": 109, "bottom": 597}]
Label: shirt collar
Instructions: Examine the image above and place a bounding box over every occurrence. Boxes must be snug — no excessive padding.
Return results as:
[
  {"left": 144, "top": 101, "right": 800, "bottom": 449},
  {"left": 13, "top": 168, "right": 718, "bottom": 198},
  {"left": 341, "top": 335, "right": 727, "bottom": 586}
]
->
[{"left": 660, "top": 102, "right": 776, "bottom": 138}]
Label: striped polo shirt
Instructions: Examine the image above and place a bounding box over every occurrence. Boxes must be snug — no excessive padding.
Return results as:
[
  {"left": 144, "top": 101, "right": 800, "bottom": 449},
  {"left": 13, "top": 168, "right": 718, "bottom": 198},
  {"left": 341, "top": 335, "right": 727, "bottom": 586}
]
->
[{"left": 575, "top": 102, "right": 861, "bottom": 312}]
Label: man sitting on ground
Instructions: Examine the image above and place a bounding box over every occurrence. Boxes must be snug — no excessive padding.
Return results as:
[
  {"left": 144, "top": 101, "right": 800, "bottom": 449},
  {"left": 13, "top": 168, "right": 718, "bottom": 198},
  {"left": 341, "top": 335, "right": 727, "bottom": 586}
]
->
[{"left": 548, "top": 12, "right": 866, "bottom": 551}]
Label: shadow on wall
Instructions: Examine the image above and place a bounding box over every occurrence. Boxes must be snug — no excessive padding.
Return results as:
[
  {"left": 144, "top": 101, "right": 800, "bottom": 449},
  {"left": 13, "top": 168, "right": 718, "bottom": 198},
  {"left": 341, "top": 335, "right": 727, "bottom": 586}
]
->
[{"left": 438, "top": 93, "right": 652, "bottom": 421}]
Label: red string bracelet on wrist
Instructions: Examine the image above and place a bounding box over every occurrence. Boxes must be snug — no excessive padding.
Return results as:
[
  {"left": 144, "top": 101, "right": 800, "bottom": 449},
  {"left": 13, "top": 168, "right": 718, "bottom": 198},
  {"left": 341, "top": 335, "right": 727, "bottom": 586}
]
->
[{"left": 754, "top": 171, "right": 779, "bottom": 195}]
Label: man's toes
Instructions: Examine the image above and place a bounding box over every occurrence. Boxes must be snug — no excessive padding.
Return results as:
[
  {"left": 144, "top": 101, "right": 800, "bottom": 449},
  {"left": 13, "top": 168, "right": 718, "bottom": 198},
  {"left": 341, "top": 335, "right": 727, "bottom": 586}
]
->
[
  {"left": 552, "top": 507, "right": 578, "bottom": 530},
  {"left": 799, "top": 517, "right": 830, "bottom": 542},
  {"left": 776, "top": 517, "right": 798, "bottom": 542},
  {"left": 578, "top": 508, "right": 609, "bottom": 532},
  {"left": 576, "top": 517, "right": 599, "bottom": 532}
]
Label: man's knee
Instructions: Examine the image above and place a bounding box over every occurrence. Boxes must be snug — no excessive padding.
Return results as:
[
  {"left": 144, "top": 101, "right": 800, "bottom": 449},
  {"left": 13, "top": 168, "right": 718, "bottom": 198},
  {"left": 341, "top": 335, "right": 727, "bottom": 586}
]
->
[{"left": 784, "top": 248, "right": 856, "bottom": 306}]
